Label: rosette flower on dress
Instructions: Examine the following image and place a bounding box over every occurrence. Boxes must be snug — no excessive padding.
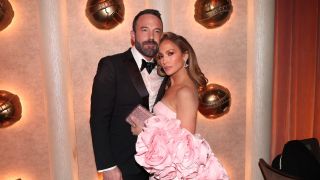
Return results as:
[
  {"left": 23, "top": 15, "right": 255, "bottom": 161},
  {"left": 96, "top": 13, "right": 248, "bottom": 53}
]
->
[{"left": 135, "top": 115, "right": 229, "bottom": 180}]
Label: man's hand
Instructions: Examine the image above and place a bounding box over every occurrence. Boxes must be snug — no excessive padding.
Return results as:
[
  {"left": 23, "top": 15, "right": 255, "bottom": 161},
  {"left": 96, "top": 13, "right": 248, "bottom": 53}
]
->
[
  {"left": 130, "top": 117, "right": 143, "bottom": 136},
  {"left": 102, "top": 167, "right": 122, "bottom": 180}
]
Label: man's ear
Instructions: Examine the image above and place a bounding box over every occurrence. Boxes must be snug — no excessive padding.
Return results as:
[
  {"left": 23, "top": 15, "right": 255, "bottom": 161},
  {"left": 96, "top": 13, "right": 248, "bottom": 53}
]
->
[
  {"left": 130, "top": 30, "right": 136, "bottom": 46},
  {"left": 130, "top": 30, "right": 135, "bottom": 42}
]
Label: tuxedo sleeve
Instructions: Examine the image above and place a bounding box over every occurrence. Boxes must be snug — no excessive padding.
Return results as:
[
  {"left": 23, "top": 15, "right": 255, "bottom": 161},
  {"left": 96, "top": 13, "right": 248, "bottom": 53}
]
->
[{"left": 90, "top": 58, "right": 116, "bottom": 170}]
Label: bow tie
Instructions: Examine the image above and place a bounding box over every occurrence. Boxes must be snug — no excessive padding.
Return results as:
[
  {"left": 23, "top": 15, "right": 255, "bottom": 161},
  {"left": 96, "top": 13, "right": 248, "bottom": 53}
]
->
[{"left": 140, "top": 59, "right": 156, "bottom": 74}]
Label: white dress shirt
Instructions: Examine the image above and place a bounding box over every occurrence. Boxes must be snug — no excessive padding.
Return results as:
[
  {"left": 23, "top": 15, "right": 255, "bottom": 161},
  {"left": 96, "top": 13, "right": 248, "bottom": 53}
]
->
[{"left": 131, "top": 47, "right": 163, "bottom": 111}]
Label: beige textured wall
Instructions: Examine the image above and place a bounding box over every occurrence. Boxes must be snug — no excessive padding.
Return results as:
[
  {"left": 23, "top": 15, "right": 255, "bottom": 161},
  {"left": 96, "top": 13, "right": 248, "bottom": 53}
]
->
[
  {"left": 0, "top": 0, "right": 246, "bottom": 179},
  {"left": 0, "top": 0, "right": 50, "bottom": 179}
]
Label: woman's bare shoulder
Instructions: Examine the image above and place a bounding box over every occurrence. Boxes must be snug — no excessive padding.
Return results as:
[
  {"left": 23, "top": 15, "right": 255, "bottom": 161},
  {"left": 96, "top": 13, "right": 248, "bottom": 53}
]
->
[{"left": 176, "top": 85, "right": 198, "bottom": 102}]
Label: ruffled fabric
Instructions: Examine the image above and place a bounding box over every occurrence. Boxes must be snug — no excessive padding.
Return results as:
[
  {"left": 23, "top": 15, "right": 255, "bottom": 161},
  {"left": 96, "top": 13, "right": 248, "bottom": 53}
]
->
[{"left": 135, "top": 115, "right": 229, "bottom": 180}]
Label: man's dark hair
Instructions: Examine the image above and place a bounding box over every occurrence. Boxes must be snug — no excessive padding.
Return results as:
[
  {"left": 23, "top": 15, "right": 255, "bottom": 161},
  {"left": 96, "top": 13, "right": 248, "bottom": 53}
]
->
[{"left": 132, "top": 9, "right": 162, "bottom": 32}]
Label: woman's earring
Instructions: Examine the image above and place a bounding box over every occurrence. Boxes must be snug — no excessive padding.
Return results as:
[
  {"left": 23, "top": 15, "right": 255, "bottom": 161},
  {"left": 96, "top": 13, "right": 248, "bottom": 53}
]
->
[
  {"left": 184, "top": 60, "right": 189, "bottom": 68},
  {"left": 157, "top": 65, "right": 166, "bottom": 77}
]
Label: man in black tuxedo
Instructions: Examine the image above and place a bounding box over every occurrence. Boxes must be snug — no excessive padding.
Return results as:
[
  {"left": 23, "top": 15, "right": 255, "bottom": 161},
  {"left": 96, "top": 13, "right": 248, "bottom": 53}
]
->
[{"left": 90, "top": 9, "right": 167, "bottom": 180}]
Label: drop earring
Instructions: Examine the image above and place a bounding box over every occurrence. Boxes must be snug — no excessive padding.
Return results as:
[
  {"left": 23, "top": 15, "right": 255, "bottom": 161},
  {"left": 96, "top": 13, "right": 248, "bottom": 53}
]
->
[
  {"left": 183, "top": 54, "right": 189, "bottom": 68},
  {"left": 184, "top": 60, "right": 189, "bottom": 68}
]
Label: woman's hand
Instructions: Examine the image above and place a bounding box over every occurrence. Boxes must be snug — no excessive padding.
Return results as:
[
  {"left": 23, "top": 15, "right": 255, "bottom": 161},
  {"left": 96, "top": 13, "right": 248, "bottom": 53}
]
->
[{"left": 130, "top": 117, "right": 143, "bottom": 135}]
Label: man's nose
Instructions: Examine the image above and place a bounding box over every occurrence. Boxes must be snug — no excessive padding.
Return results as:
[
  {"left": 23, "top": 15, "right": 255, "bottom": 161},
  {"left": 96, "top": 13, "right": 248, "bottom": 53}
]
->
[{"left": 149, "top": 31, "right": 154, "bottom": 40}]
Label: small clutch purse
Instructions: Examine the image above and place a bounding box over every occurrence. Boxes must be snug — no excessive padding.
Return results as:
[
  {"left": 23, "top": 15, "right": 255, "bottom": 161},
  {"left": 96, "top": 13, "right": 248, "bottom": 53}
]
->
[{"left": 126, "top": 105, "right": 153, "bottom": 127}]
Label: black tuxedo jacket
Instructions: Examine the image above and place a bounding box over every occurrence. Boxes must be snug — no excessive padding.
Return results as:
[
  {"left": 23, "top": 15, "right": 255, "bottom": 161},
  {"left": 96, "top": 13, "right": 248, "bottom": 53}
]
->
[{"left": 90, "top": 48, "right": 167, "bottom": 175}]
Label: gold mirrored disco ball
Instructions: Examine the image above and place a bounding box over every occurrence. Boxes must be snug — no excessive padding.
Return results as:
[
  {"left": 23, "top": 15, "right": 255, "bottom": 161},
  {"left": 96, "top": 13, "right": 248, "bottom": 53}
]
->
[
  {"left": 194, "top": 0, "right": 233, "bottom": 29},
  {"left": 0, "top": 0, "right": 14, "bottom": 31},
  {"left": 198, "top": 83, "right": 231, "bottom": 119},
  {"left": 0, "top": 90, "right": 22, "bottom": 128},
  {"left": 86, "top": 0, "right": 125, "bottom": 30}
]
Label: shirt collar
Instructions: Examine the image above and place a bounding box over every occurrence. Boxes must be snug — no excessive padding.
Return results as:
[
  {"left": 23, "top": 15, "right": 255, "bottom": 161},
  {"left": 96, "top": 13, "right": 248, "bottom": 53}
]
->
[{"left": 131, "top": 47, "right": 155, "bottom": 69}]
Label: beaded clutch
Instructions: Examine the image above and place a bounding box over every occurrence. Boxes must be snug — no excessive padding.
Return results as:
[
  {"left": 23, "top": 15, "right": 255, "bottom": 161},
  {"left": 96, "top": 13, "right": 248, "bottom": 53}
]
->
[{"left": 126, "top": 105, "right": 153, "bottom": 127}]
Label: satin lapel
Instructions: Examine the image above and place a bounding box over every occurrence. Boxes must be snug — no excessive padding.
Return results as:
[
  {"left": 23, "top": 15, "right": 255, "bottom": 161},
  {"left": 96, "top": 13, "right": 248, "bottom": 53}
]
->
[
  {"left": 124, "top": 51, "right": 149, "bottom": 110},
  {"left": 155, "top": 76, "right": 169, "bottom": 104}
]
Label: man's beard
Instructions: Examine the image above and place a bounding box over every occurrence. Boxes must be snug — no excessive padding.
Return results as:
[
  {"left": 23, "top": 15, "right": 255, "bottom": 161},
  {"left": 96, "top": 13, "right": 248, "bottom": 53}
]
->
[{"left": 135, "top": 39, "right": 159, "bottom": 58}]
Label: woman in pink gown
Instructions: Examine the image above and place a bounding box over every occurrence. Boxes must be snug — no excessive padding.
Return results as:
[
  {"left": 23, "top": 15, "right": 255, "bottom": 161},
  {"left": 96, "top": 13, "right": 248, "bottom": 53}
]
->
[{"left": 131, "top": 32, "right": 229, "bottom": 180}]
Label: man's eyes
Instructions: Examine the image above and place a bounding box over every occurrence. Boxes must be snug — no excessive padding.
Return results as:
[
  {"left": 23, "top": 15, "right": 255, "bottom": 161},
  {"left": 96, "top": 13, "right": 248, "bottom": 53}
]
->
[{"left": 140, "top": 28, "right": 162, "bottom": 33}]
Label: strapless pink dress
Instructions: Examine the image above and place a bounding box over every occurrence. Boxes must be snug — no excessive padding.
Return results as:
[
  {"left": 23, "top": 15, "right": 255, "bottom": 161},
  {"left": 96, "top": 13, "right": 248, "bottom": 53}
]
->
[
  {"left": 153, "top": 101, "right": 177, "bottom": 119},
  {"left": 135, "top": 101, "right": 229, "bottom": 180}
]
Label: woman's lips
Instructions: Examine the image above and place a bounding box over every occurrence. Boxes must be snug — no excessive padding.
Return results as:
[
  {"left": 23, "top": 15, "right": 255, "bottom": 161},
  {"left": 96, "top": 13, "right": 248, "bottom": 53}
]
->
[{"left": 163, "top": 66, "right": 171, "bottom": 72}]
